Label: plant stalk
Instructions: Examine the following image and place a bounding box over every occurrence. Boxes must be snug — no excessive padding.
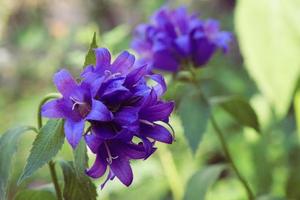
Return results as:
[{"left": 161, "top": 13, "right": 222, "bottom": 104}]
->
[
  {"left": 157, "top": 145, "right": 183, "bottom": 200},
  {"left": 211, "top": 114, "right": 254, "bottom": 200},
  {"left": 37, "top": 93, "right": 62, "bottom": 200}
]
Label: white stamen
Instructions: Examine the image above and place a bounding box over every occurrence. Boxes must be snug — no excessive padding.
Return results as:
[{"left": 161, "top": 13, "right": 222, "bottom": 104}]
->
[
  {"left": 140, "top": 119, "right": 155, "bottom": 127},
  {"left": 104, "top": 142, "right": 118, "bottom": 165},
  {"left": 70, "top": 96, "right": 85, "bottom": 110}
]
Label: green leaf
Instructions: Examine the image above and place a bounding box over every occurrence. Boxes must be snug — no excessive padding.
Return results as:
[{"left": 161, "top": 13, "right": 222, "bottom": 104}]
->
[
  {"left": 285, "top": 145, "right": 300, "bottom": 199},
  {"left": 0, "top": 126, "right": 35, "bottom": 200},
  {"left": 18, "top": 119, "right": 64, "bottom": 184},
  {"left": 178, "top": 90, "right": 211, "bottom": 153},
  {"left": 235, "top": 0, "right": 300, "bottom": 119},
  {"left": 83, "top": 32, "right": 98, "bottom": 67},
  {"left": 183, "top": 164, "right": 225, "bottom": 200},
  {"left": 210, "top": 96, "right": 260, "bottom": 132},
  {"left": 73, "top": 138, "right": 88, "bottom": 177},
  {"left": 60, "top": 161, "right": 97, "bottom": 200},
  {"left": 15, "top": 189, "right": 56, "bottom": 200},
  {"left": 251, "top": 136, "right": 272, "bottom": 195},
  {"left": 256, "top": 195, "right": 286, "bottom": 200}
]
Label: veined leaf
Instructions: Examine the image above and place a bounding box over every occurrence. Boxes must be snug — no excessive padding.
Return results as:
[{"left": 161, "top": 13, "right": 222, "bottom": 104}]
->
[
  {"left": 0, "top": 126, "right": 35, "bottom": 200},
  {"left": 73, "top": 138, "right": 88, "bottom": 177},
  {"left": 235, "top": 0, "right": 300, "bottom": 119},
  {"left": 210, "top": 96, "right": 260, "bottom": 132},
  {"left": 18, "top": 119, "right": 64, "bottom": 184},
  {"left": 60, "top": 161, "right": 97, "bottom": 200},
  {"left": 178, "top": 89, "right": 211, "bottom": 153},
  {"left": 184, "top": 164, "right": 225, "bottom": 200},
  {"left": 83, "top": 32, "right": 98, "bottom": 68}
]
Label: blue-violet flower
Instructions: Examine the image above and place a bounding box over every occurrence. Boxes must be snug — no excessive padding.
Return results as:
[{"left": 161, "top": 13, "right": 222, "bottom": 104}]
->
[
  {"left": 42, "top": 47, "right": 174, "bottom": 188},
  {"left": 131, "top": 6, "right": 232, "bottom": 72}
]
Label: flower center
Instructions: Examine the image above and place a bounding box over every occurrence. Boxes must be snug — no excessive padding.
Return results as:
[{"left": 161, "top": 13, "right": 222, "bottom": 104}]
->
[
  {"left": 70, "top": 97, "right": 91, "bottom": 118},
  {"left": 104, "top": 142, "right": 118, "bottom": 164}
]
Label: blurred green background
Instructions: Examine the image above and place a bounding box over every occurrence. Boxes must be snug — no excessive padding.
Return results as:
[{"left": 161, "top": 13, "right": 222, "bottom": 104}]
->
[{"left": 0, "top": 0, "right": 299, "bottom": 200}]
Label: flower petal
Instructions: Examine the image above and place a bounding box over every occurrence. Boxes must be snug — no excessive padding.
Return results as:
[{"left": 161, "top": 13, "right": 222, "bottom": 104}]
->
[
  {"left": 125, "top": 65, "right": 148, "bottom": 86},
  {"left": 92, "top": 123, "right": 116, "bottom": 140},
  {"left": 142, "top": 124, "right": 173, "bottom": 144},
  {"left": 142, "top": 89, "right": 158, "bottom": 107},
  {"left": 86, "top": 99, "right": 113, "bottom": 121},
  {"left": 141, "top": 101, "right": 174, "bottom": 122},
  {"left": 41, "top": 99, "right": 66, "bottom": 118},
  {"left": 81, "top": 65, "right": 95, "bottom": 78},
  {"left": 100, "top": 170, "right": 115, "bottom": 189},
  {"left": 122, "top": 143, "right": 149, "bottom": 159},
  {"left": 85, "top": 133, "right": 103, "bottom": 153},
  {"left": 152, "top": 49, "right": 179, "bottom": 72},
  {"left": 140, "top": 137, "right": 155, "bottom": 159},
  {"left": 192, "top": 36, "right": 216, "bottom": 66},
  {"left": 64, "top": 119, "right": 84, "bottom": 149},
  {"left": 114, "top": 107, "right": 139, "bottom": 126},
  {"left": 111, "top": 51, "right": 135, "bottom": 74},
  {"left": 95, "top": 48, "right": 111, "bottom": 70},
  {"left": 110, "top": 157, "right": 133, "bottom": 187},
  {"left": 148, "top": 74, "right": 167, "bottom": 96},
  {"left": 86, "top": 153, "right": 107, "bottom": 178},
  {"left": 174, "top": 35, "right": 190, "bottom": 56},
  {"left": 114, "top": 129, "right": 134, "bottom": 141},
  {"left": 53, "top": 69, "right": 78, "bottom": 98},
  {"left": 90, "top": 76, "right": 105, "bottom": 97}
]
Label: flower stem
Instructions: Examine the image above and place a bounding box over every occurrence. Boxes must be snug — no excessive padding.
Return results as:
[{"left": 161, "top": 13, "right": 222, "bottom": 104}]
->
[
  {"left": 157, "top": 145, "right": 183, "bottom": 200},
  {"left": 294, "top": 88, "right": 300, "bottom": 138},
  {"left": 210, "top": 114, "right": 254, "bottom": 200},
  {"left": 37, "top": 93, "right": 62, "bottom": 200},
  {"left": 48, "top": 160, "right": 63, "bottom": 200}
]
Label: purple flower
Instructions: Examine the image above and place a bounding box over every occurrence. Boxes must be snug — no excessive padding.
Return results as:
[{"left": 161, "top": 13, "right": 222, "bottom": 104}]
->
[
  {"left": 41, "top": 69, "right": 113, "bottom": 149},
  {"left": 42, "top": 47, "right": 174, "bottom": 188},
  {"left": 131, "top": 6, "right": 232, "bottom": 72},
  {"left": 85, "top": 134, "right": 155, "bottom": 188}
]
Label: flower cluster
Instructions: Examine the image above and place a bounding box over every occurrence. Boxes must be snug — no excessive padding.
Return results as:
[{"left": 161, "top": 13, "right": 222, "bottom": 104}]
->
[
  {"left": 42, "top": 48, "right": 174, "bottom": 188},
  {"left": 131, "top": 6, "right": 232, "bottom": 72}
]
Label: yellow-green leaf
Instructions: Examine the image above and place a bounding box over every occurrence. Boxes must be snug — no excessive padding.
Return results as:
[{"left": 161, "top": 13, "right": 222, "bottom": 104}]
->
[{"left": 235, "top": 0, "right": 300, "bottom": 118}]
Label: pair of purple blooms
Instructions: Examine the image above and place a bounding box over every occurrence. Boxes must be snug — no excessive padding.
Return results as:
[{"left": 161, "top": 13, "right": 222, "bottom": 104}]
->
[{"left": 42, "top": 6, "right": 231, "bottom": 188}]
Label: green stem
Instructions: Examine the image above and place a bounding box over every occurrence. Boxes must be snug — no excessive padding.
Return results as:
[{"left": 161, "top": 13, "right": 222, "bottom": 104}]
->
[
  {"left": 37, "top": 93, "right": 62, "bottom": 200},
  {"left": 294, "top": 88, "right": 300, "bottom": 137},
  {"left": 185, "top": 64, "right": 254, "bottom": 199},
  {"left": 211, "top": 114, "right": 254, "bottom": 200},
  {"left": 48, "top": 160, "right": 63, "bottom": 200},
  {"left": 157, "top": 145, "right": 183, "bottom": 200}
]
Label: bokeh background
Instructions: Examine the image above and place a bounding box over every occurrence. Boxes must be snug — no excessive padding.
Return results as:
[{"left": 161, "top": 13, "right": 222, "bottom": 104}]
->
[{"left": 1, "top": 0, "right": 299, "bottom": 200}]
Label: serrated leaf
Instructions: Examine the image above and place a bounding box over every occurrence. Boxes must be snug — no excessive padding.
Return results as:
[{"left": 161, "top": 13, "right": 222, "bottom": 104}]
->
[
  {"left": 60, "top": 161, "right": 97, "bottom": 200},
  {"left": 83, "top": 32, "right": 98, "bottom": 68},
  {"left": 178, "top": 90, "right": 211, "bottom": 153},
  {"left": 18, "top": 119, "right": 64, "bottom": 184},
  {"left": 210, "top": 96, "right": 260, "bottom": 132},
  {"left": 73, "top": 138, "right": 88, "bottom": 177},
  {"left": 15, "top": 189, "right": 56, "bottom": 200},
  {"left": 235, "top": 0, "right": 300, "bottom": 118},
  {"left": 184, "top": 164, "right": 225, "bottom": 200},
  {"left": 0, "top": 126, "right": 35, "bottom": 200}
]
